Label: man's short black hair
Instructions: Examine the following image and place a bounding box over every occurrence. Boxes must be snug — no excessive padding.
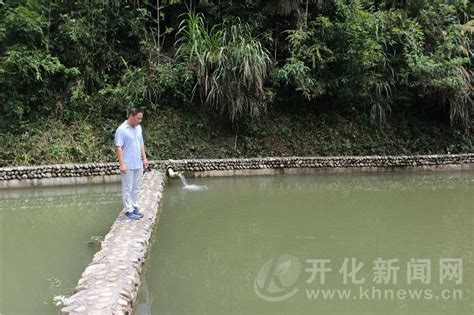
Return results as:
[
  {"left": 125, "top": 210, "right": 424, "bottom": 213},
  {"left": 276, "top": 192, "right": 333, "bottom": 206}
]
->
[{"left": 129, "top": 108, "right": 144, "bottom": 116}]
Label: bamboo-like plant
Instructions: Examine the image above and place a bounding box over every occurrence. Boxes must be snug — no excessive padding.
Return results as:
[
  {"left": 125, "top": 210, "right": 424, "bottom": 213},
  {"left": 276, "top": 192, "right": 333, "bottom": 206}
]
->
[{"left": 176, "top": 11, "right": 272, "bottom": 123}]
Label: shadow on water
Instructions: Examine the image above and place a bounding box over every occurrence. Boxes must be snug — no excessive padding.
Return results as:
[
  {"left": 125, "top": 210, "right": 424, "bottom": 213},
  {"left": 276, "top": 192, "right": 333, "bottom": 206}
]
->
[{"left": 135, "top": 279, "right": 152, "bottom": 315}]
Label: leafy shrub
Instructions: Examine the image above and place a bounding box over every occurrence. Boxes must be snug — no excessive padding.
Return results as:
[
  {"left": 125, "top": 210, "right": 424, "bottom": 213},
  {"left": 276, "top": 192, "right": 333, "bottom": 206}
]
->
[{"left": 176, "top": 12, "right": 273, "bottom": 124}]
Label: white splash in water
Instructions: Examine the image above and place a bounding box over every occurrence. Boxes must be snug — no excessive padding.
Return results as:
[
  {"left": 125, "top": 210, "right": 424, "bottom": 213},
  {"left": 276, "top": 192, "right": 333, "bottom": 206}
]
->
[
  {"left": 178, "top": 173, "right": 188, "bottom": 186},
  {"left": 178, "top": 174, "right": 208, "bottom": 191},
  {"left": 183, "top": 184, "right": 209, "bottom": 191}
]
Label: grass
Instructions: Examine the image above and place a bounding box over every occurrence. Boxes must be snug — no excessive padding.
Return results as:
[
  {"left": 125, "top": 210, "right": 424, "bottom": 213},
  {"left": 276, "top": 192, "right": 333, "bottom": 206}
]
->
[{"left": 1, "top": 107, "right": 472, "bottom": 167}]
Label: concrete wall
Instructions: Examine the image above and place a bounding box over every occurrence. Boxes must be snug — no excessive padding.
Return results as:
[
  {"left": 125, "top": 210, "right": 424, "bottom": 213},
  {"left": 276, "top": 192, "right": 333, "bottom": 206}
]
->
[
  {"left": 165, "top": 154, "right": 474, "bottom": 177},
  {"left": 1, "top": 154, "right": 473, "bottom": 189}
]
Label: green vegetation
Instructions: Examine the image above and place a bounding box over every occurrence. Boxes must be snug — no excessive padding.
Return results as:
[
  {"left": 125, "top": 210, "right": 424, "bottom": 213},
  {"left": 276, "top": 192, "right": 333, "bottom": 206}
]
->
[
  {"left": 176, "top": 12, "right": 272, "bottom": 123},
  {"left": 1, "top": 1, "right": 472, "bottom": 166}
]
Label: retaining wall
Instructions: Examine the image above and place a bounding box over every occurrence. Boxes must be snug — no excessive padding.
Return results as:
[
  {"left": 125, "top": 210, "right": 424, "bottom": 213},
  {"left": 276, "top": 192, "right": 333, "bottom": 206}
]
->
[
  {"left": 1, "top": 154, "right": 473, "bottom": 189},
  {"left": 0, "top": 162, "right": 161, "bottom": 188},
  {"left": 166, "top": 154, "right": 474, "bottom": 176}
]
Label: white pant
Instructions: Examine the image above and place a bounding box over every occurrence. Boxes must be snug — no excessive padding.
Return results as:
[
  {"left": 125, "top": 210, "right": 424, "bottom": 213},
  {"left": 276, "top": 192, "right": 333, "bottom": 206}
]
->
[{"left": 121, "top": 168, "right": 143, "bottom": 213}]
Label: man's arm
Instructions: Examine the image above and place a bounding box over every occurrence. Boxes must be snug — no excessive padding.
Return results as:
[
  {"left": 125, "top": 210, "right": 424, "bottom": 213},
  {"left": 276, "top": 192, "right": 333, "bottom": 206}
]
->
[
  {"left": 141, "top": 144, "right": 149, "bottom": 170},
  {"left": 116, "top": 146, "right": 127, "bottom": 174}
]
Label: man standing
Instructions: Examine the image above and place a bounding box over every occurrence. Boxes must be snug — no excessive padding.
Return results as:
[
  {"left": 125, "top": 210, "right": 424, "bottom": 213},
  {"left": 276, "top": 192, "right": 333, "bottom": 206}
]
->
[{"left": 115, "top": 108, "right": 149, "bottom": 220}]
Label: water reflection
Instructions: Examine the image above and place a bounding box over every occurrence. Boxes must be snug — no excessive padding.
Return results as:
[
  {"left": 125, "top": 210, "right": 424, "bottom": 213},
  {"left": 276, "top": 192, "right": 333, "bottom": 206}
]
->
[
  {"left": 0, "top": 184, "right": 121, "bottom": 211},
  {"left": 0, "top": 183, "right": 121, "bottom": 314}
]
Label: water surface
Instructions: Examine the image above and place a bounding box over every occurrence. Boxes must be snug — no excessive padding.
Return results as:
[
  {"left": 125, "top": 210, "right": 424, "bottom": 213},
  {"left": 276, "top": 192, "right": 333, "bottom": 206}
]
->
[
  {"left": 0, "top": 183, "right": 121, "bottom": 314},
  {"left": 139, "top": 172, "right": 473, "bottom": 315}
]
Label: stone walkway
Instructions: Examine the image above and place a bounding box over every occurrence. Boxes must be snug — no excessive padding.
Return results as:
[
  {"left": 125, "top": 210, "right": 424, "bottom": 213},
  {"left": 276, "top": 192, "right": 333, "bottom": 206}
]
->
[{"left": 61, "top": 170, "right": 165, "bottom": 315}]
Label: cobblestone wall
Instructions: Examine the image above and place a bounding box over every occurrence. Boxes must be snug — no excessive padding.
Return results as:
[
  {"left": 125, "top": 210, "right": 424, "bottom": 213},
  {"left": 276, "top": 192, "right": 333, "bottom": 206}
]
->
[
  {"left": 61, "top": 170, "right": 165, "bottom": 315},
  {"left": 164, "top": 154, "right": 474, "bottom": 176},
  {"left": 1, "top": 154, "right": 473, "bottom": 184}
]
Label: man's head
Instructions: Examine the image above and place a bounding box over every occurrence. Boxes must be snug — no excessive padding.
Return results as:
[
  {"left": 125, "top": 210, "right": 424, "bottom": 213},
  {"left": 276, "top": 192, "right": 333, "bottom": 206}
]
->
[{"left": 127, "top": 108, "right": 144, "bottom": 127}]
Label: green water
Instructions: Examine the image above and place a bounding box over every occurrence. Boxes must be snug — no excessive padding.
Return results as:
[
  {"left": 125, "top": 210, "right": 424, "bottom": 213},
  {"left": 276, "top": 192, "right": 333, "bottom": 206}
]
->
[
  {"left": 0, "top": 184, "right": 121, "bottom": 315},
  {"left": 139, "top": 172, "right": 473, "bottom": 315}
]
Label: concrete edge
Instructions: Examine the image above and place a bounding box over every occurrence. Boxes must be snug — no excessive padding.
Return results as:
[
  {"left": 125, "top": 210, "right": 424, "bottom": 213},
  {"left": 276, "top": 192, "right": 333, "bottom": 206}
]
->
[
  {"left": 0, "top": 175, "right": 121, "bottom": 189},
  {"left": 185, "top": 163, "right": 474, "bottom": 178}
]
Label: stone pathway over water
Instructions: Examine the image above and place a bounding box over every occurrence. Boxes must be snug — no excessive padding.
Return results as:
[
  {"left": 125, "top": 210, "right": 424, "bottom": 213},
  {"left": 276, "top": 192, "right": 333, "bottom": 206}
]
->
[{"left": 61, "top": 170, "right": 165, "bottom": 315}]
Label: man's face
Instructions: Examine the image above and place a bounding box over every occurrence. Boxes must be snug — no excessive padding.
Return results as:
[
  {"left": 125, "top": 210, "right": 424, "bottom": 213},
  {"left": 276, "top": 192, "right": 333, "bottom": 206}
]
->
[{"left": 129, "top": 112, "right": 143, "bottom": 127}]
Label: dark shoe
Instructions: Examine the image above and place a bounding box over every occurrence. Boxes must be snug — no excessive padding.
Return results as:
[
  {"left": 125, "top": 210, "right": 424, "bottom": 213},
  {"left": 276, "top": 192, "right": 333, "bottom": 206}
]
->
[
  {"left": 125, "top": 211, "right": 140, "bottom": 220},
  {"left": 133, "top": 207, "right": 144, "bottom": 218}
]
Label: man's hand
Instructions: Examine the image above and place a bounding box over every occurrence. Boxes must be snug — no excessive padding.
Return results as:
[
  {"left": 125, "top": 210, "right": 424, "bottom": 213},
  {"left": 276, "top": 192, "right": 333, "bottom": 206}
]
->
[
  {"left": 119, "top": 164, "right": 128, "bottom": 174},
  {"left": 143, "top": 158, "right": 149, "bottom": 170},
  {"left": 116, "top": 147, "right": 127, "bottom": 174}
]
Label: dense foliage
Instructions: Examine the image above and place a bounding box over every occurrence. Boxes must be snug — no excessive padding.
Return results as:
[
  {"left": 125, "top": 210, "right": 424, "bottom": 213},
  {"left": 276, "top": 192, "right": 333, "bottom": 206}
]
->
[{"left": 0, "top": 0, "right": 472, "bottom": 165}]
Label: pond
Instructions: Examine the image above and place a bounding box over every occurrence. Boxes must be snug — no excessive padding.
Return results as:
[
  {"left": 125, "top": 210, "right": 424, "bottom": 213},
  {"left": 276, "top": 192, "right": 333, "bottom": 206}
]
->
[
  {"left": 138, "top": 171, "right": 473, "bottom": 315},
  {"left": 0, "top": 183, "right": 121, "bottom": 314}
]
